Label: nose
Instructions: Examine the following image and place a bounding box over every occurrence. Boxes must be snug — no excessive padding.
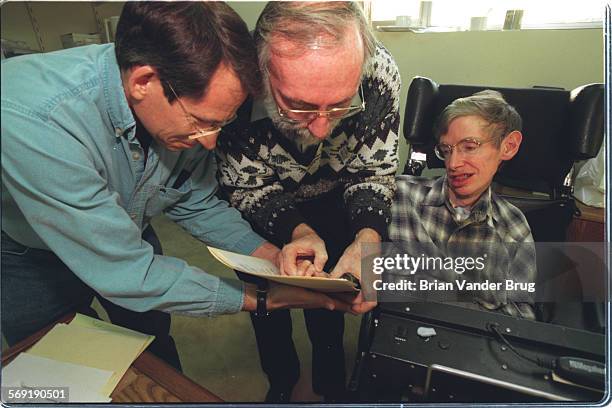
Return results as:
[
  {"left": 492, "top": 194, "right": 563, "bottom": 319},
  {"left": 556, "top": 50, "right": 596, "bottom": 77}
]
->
[
  {"left": 197, "top": 132, "right": 219, "bottom": 151},
  {"left": 307, "top": 117, "right": 332, "bottom": 140},
  {"left": 446, "top": 149, "right": 464, "bottom": 170}
]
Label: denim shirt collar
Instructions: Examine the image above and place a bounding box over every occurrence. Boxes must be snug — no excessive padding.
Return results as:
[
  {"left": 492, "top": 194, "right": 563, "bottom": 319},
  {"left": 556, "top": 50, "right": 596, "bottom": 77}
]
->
[{"left": 101, "top": 45, "right": 136, "bottom": 141}]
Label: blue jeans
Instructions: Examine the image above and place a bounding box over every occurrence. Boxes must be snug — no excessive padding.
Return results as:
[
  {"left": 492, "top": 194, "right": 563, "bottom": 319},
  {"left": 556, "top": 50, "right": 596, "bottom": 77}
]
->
[{"left": 1, "top": 228, "right": 181, "bottom": 370}]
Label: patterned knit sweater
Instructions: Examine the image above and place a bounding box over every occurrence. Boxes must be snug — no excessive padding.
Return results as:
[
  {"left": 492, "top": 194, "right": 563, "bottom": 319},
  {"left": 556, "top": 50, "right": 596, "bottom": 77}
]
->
[{"left": 216, "top": 44, "right": 401, "bottom": 245}]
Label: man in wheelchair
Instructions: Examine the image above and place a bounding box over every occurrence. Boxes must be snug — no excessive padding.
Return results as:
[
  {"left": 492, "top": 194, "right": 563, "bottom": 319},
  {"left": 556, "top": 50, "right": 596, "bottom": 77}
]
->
[{"left": 389, "top": 90, "right": 536, "bottom": 319}]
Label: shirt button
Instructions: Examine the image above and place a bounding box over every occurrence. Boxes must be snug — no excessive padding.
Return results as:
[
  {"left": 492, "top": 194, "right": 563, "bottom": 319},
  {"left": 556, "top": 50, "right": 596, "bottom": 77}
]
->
[
  {"left": 130, "top": 214, "right": 137, "bottom": 220},
  {"left": 132, "top": 152, "right": 140, "bottom": 160},
  {"left": 115, "top": 128, "right": 123, "bottom": 136}
]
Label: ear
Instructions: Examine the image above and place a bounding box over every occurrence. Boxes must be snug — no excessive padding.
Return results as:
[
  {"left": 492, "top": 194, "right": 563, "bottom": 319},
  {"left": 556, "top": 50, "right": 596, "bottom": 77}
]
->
[
  {"left": 123, "top": 65, "right": 157, "bottom": 102},
  {"left": 500, "top": 130, "right": 522, "bottom": 161}
]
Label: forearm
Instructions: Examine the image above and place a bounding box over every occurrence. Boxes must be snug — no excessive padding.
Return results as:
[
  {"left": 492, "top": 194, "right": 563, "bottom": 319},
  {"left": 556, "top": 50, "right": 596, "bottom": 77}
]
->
[
  {"left": 241, "top": 284, "right": 258, "bottom": 312},
  {"left": 224, "top": 185, "right": 307, "bottom": 246},
  {"left": 241, "top": 282, "right": 351, "bottom": 313},
  {"left": 355, "top": 227, "right": 382, "bottom": 243},
  {"left": 344, "top": 45, "right": 400, "bottom": 239},
  {"left": 292, "top": 223, "right": 318, "bottom": 240},
  {"left": 345, "top": 183, "right": 395, "bottom": 240},
  {"left": 165, "top": 153, "right": 266, "bottom": 255}
]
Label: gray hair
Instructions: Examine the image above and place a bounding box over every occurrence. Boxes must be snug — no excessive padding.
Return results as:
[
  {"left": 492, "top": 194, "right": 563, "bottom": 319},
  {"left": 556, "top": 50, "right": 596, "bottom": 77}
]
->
[
  {"left": 254, "top": 1, "right": 376, "bottom": 79},
  {"left": 434, "top": 90, "right": 523, "bottom": 146}
]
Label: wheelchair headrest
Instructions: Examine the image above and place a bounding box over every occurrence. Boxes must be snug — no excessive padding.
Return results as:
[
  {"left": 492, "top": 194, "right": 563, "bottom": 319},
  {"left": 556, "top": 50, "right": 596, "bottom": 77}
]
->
[{"left": 403, "top": 77, "right": 604, "bottom": 193}]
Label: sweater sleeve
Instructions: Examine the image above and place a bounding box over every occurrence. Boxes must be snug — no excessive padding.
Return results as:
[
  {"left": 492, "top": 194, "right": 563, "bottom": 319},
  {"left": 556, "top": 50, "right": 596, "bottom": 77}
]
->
[{"left": 343, "top": 44, "right": 401, "bottom": 241}]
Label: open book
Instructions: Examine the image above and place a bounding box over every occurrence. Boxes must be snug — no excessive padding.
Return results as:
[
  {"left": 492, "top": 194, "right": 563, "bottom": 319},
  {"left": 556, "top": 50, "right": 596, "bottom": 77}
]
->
[{"left": 208, "top": 247, "right": 359, "bottom": 293}]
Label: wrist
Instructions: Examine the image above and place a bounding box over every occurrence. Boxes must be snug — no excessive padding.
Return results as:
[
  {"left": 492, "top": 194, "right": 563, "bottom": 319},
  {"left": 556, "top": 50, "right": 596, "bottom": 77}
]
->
[
  {"left": 242, "top": 282, "right": 272, "bottom": 315},
  {"left": 264, "top": 284, "right": 289, "bottom": 311},
  {"left": 242, "top": 284, "right": 257, "bottom": 312},
  {"left": 291, "top": 223, "right": 316, "bottom": 241},
  {"left": 356, "top": 228, "right": 381, "bottom": 242},
  {"left": 255, "top": 280, "right": 269, "bottom": 317}
]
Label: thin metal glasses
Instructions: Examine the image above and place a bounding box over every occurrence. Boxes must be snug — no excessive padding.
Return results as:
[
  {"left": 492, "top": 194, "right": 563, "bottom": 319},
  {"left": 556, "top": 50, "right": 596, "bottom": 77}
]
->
[
  {"left": 166, "top": 82, "right": 236, "bottom": 140},
  {"left": 434, "top": 137, "right": 496, "bottom": 161},
  {"left": 276, "top": 84, "right": 366, "bottom": 124}
]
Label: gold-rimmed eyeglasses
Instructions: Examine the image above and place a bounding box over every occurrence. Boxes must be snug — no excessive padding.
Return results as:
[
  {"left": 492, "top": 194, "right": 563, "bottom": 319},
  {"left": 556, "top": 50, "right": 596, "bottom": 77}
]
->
[
  {"left": 166, "top": 82, "right": 236, "bottom": 140},
  {"left": 276, "top": 84, "right": 366, "bottom": 124},
  {"left": 434, "top": 137, "right": 497, "bottom": 161}
]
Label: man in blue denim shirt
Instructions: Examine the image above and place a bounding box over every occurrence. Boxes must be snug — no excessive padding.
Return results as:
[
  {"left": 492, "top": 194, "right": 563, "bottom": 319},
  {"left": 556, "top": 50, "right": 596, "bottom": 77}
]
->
[{"left": 1, "top": 2, "right": 352, "bottom": 370}]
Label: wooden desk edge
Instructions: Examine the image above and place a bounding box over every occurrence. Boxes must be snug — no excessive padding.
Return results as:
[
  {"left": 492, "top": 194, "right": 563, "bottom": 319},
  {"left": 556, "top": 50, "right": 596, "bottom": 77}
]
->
[
  {"left": 1, "top": 313, "right": 223, "bottom": 403},
  {"left": 1, "top": 313, "right": 72, "bottom": 365},
  {"left": 493, "top": 185, "right": 606, "bottom": 224},
  {"left": 574, "top": 201, "right": 605, "bottom": 224},
  {"left": 132, "top": 352, "right": 223, "bottom": 402}
]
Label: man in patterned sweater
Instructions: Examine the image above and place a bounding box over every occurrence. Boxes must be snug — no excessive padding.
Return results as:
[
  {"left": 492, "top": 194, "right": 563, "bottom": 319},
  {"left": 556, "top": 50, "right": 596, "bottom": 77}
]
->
[
  {"left": 215, "top": 2, "right": 400, "bottom": 402},
  {"left": 390, "top": 90, "right": 536, "bottom": 318}
]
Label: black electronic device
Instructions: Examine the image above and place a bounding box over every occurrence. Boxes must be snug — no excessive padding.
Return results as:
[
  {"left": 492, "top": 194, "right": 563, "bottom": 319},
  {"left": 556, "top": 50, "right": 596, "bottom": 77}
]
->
[
  {"left": 554, "top": 357, "right": 605, "bottom": 390},
  {"left": 349, "top": 301, "right": 606, "bottom": 403}
]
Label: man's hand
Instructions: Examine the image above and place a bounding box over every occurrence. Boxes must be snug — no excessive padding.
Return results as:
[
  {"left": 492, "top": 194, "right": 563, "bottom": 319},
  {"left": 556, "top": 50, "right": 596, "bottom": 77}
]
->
[
  {"left": 250, "top": 241, "right": 281, "bottom": 266},
  {"left": 242, "top": 283, "right": 353, "bottom": 313},
  {"left": 330, "top": 228, "right": 381, "bottom": 282},
  {"left": 332, "top": 291, "right": 378, "bottom": 314},
  {"left": 279, "top": 223, "right": 328, "bottom": 276}
]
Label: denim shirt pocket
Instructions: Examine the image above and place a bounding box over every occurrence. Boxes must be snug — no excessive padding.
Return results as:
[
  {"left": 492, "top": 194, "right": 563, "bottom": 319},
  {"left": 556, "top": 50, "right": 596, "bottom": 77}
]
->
[{"left": 144, "top": 180, "right": 193, "bottom": 220}]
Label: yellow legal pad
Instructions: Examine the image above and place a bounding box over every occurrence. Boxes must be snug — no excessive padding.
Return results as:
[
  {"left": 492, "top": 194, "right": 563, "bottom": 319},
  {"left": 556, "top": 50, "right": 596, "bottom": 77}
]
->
[{"left": 26, "top": 314, "right": 154, "bottom": 397}]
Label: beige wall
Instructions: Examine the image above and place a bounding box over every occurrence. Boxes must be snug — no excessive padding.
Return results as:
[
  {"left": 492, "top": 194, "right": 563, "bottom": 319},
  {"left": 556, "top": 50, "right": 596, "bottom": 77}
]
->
[
  {"left": 1, "top": 2, "right": 123, "bottom": 52},
  {"left": 377, "top": 28, "right": 604, "bottom": 168},
  {"left": 1, "top": 2, "right": 603, "bottom": 169},
  {"left": 0, "top": 1, "right": 261, "bottom": 51},
  {"left": 228, "top": 1, "right": 266, "bottom": 30},
  {"left": 1, "top": 2, "right": 39, "bottom": 50}
]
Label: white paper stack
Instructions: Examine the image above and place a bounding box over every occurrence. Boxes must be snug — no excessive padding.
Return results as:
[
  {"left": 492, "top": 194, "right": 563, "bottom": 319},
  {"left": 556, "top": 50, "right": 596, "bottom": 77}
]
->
[
  {"left": 2, "top": 354, "right": 113, "bottom": 402},
  {"left": 1, "top": 314, "right": 155, "bottom": 403}
]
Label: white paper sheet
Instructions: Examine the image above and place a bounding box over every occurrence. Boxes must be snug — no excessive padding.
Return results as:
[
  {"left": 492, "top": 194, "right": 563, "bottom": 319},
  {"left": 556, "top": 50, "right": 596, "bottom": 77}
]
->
[
  {"left": 208, "top": 246, "right": 279, "bottom": 276},
  {"left": 207, "top": 246, "right": 358, "bottom": 292},
  {"left": 2, "top": 353, "right": 112, "bottom": 403}
]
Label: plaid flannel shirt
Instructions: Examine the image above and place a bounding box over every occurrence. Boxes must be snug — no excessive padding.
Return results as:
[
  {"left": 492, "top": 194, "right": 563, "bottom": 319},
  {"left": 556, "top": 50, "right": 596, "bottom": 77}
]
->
[{"left": 389, "top": 175, "right": 536, "bottom": 319}]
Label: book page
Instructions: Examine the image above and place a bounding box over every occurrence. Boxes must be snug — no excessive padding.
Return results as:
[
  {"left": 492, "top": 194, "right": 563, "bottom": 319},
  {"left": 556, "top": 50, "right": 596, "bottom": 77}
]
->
[
  {"left": 208, "top": 247, "right": 358, "bottom": 293},
  {"left": 208, "top": 247, "right": 279, "bottom": 276}
]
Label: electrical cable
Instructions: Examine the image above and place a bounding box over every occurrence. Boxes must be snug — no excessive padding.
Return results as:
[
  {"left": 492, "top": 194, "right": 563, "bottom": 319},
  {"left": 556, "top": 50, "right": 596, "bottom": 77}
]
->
[
  {"left": 487, "top": 323, "right": 555, "bottom": 369},
  {"left": 487, "top": 323, "right": 605, "bottom": 390}
]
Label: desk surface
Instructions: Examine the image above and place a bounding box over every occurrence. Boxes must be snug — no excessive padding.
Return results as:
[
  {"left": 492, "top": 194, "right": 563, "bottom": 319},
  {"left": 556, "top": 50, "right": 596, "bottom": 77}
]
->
[{"left": 1, "top": 314, "right": 223, "bottom": 403}]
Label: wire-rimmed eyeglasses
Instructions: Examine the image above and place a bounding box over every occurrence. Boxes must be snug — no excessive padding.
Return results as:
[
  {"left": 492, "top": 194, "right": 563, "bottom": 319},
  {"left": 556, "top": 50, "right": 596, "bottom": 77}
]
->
[
  {"left": 434, "top": 137, "right": 497, "bottom": 161},
  {"left": 166, "top": 82, "right": 236, "bottom": 140},
  {"left": 276, "top": 84, "right": 366, "bottom": 124}
]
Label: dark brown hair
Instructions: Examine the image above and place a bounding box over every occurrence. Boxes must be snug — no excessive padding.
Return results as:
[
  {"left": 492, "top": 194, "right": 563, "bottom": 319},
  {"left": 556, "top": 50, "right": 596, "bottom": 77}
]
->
[
  {"left": 434, "top": 90, "right": 522, "bottom": 146},
  {"left": 115, "top": 2, "right": 261, "bottom": 101}
]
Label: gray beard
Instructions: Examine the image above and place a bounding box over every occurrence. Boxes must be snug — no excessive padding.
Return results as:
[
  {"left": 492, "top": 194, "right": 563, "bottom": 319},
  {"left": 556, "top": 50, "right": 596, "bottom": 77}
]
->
[{"left": 263, "top": 93, "right": 340, "bottom": 153}]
